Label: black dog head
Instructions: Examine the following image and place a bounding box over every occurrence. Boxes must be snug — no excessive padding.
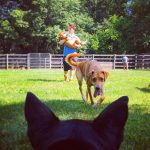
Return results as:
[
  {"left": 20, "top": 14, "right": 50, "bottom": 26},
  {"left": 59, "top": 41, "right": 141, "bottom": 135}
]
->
[{"left": 25, "top": 92, "right": 128, "bottom": 150}]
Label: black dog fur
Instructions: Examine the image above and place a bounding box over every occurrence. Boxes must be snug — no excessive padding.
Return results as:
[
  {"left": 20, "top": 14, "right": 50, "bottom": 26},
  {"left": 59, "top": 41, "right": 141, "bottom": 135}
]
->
[{"left": 25, "top": 92, "right": 128, "bottom": 150}]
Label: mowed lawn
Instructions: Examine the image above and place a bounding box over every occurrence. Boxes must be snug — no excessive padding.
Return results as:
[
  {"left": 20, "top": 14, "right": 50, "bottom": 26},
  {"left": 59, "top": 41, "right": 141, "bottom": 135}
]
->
[{"left": 0, "top": 69, "right": 150, "bottom": 150}]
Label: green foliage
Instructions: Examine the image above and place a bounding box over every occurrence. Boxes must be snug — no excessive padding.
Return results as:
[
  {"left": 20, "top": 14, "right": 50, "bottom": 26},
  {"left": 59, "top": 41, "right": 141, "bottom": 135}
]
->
[
  {"left": 10, "top": 9, "right": 29, "bottom": 28},
  {"left": 89, "top": 15, "right": 124, "bottom": 54},
  {"left": 0, "top": 20, "right": 18, "bottom": 39},
  {"left": 143, "top": 34, "right": 150, "bottom": 48},
  {"left": 128, "top": 0, "right": 150, "bottom": 53},
  {"left": 90, "top": 34, "right": 99, "bottom": 51},
  {"left": 0, "top": 0, "right": 149, "bottom": 54}
]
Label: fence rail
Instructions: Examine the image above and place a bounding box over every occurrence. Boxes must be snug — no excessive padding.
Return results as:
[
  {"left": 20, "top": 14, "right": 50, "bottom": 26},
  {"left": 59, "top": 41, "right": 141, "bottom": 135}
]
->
[{"left": 0, "top": 53, "right": 150, "bottom": 69}]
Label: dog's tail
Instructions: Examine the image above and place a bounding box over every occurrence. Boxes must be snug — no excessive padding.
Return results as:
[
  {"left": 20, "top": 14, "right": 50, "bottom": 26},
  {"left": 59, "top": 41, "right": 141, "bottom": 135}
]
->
[{"left": 66, "top": 53, "right": 80, "bottom": 66}]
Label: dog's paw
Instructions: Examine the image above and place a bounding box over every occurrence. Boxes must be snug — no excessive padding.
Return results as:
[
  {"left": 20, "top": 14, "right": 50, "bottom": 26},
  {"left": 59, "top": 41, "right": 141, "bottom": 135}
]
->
[
  {"left": 92, "top": 103, "right": 99, "bottom": 108},
  {"left": 82, "top": 95, "right": 87, "bottom": 102},
  {"left": 96, "top": 96, "right": 105, "bottom": 105}
]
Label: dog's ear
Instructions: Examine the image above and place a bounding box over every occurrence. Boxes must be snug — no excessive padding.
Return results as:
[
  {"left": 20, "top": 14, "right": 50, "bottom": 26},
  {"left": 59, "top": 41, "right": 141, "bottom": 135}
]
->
[
  {"left": 88, "top": 70, "right": 95, "bottom": 77},
  {"left": 25, "top": 92, "right": 59, "bottom": 128},
  {"left": 93, "top": 96, "right": 128, "bottom": 148},
  {"left": 102, "top": 71, "right": 109, "bottom": 81}
]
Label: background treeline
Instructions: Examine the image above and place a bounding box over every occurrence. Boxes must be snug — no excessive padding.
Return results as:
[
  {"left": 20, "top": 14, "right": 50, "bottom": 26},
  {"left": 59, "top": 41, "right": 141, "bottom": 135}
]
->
[{"left": 0, "top": 0, "right": 150, "bottom": 54}]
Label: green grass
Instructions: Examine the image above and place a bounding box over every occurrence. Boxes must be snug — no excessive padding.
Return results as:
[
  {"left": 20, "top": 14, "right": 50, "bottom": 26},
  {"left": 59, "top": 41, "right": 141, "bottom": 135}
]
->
[{"left": 0, "top": 69, "right": 150, "bottom": 150}]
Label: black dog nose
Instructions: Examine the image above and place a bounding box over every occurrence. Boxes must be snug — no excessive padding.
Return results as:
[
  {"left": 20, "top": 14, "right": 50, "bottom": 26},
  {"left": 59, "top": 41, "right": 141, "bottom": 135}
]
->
[{"left": 96, "top": 87, "right": 100, "bottom": 90}]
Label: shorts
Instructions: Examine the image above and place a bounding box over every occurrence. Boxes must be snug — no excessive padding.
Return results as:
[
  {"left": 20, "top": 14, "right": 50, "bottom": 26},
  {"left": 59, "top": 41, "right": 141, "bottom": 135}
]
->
[{"left": 63, "top": 56, "right": 77, "bottom": 71}]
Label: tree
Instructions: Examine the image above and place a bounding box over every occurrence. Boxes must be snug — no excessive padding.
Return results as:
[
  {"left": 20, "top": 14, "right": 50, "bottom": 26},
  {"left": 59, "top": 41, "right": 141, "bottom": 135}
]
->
[
  {"left": 128, "top": 0, "right": 150, "bottom": 53},
  {"left": 0, "top": 1, "right": 25, "bottom": 53},
  {"left": 89, "top": 15, "right": 125, "bottom": 54},
  {"left": 0, "top": 0, "right": 149, "bottom": 54}
]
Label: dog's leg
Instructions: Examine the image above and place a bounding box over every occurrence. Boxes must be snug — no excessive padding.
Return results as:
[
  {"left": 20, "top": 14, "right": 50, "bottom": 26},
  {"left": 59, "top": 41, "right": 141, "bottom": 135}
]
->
[
  {"left": 95, "top": 95, "right": 105, "bottom": 107},
  {"left": 87, "top": 86, "right": 94, "bottom": 105},
  {"left": 78, "top": 80, "right": 86, "bottom": 102},
  {"left": 76, "top": 70, "right": 86, "bottom": 102},
  {"left": 86, "top": 89, "right": 88, "bottom": 101}
]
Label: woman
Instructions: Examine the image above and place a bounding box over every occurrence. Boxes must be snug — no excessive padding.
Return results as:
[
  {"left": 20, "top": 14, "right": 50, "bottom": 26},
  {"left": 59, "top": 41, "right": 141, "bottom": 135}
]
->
[{"left": 59, "top": 24, "right": 81, "bottom": 81}]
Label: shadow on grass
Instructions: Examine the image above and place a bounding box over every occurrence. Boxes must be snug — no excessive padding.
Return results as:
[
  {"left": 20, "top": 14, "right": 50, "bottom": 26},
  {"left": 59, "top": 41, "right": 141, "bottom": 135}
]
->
[
  {"left": 136, "top": 87, "right": 150, "bottom": 93},
  {"left": 133, "top": 69, "right": 150, "bottom": 71},
  {"left": 0, "top": 99, "right": 107, "bottom": 150},
  {"left": 121, "top": 104, "right": 150, "bottom": 150},
  {"left": 0, "top": 98, "right": 150, "bottom": 150},
  {"left": 28, "top": 79, "right": 64, "bottom": 82}
]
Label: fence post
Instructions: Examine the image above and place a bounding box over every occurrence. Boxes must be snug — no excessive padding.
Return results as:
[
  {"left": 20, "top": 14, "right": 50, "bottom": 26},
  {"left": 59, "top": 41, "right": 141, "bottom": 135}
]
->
[
  {"left": 49, "top": 54, "right": 51, "bottom": 69},
  {"left": 6, "top": 54, "right": 8, "bottom": 69},
  {"left": 45, "top": 58, "right": 46, "bottom": 69},
  {"left": 142, "top": 55, "right": 145, "bottom": 69},
  {"left": 92, "top": 54, "right": 94, "bottom": 60},
  {"left": 135, "top": 54, "right": 137, "bottom": 69},
  {"left": 113, "top": 54, "right": 116, "bottom": 69},
  {"left": 27, "top": 54, "right": 30, "bottom": 69},
  {"left": 61, "top": 57, "right": 63, "bottom": 68}
]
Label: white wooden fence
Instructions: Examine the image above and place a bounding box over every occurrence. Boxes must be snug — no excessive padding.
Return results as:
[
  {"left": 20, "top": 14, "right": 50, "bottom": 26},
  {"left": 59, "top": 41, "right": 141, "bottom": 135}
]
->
[{"left": 0, "top": 53, "right": 150, "bottom": 69}]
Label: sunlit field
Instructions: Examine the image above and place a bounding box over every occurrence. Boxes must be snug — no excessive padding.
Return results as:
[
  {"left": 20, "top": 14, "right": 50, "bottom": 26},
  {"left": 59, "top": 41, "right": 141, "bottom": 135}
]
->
[{"left": 0, "top": 69, "right": 150, "bottom": 150}]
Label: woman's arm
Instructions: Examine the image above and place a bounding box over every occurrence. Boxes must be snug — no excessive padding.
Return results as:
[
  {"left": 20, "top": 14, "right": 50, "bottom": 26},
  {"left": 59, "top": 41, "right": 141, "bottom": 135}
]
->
[{"left": 58, "top": 39, "right": 66, "bottom": 45}]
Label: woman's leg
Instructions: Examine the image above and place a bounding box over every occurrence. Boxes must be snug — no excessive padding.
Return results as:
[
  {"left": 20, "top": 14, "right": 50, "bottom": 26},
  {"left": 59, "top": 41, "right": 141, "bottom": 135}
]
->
[
  {"left": 63, "top": 56, "right": 71, "bottom": 81},
  {"left": 126, "top": 62, "right": 128, "bottom": 70},
  {"left": 64, "top": 71, "right": 68, "bottom": 81}
]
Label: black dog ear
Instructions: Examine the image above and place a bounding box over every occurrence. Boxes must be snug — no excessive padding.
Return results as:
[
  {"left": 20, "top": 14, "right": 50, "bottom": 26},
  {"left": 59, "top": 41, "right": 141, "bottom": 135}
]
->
[
  {"left": 25, "top": 92, "right": 59, "bottom": 128},
  {"left": 93, "top": 96, "right": 128, "bottom": 148}
]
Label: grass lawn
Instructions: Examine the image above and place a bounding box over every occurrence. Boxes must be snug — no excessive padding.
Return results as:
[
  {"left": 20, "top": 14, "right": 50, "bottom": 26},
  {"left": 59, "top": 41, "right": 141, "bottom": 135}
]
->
[{"left": 0, "top": 69, "right": 150, "bottom": 150}]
